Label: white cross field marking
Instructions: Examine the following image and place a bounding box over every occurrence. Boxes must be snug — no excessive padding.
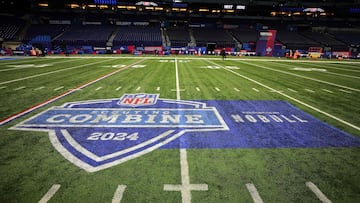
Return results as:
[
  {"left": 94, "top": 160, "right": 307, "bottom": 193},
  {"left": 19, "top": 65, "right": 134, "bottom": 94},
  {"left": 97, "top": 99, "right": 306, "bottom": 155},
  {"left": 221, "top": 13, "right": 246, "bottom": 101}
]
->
[
  {"left": 245, "top": 183, "right": 264, "bottom": 203},
  {"left": 95, "top": 86, "right": 103, "bottom": 91},
  {"left": 38, "top": 184, "right": 61, "bottom": 203},
  {"left": 116, "top": 86, "right": 122, "bottom": 91},
  {"left": 136, "top": 86, "right": 141, "bottom": 91},
  {"left": 306, "top": 182, "right": 332, "bottom": 203},
  {"left": 164, "top": 149, "right": 208, "bottom": 203},
  {"left": 234, "top": 87, "right": 240, "bottom": 92},
  {"left": 111, "top": 185, "right": 127, "bottom": 203},
  {"left": 156, "top": 86, "right": 160, "bottom": 91},
  {"left": 196, "top": 87, "right": 200, "bottom": 92},
  {"left": 164, "top": 57, "right": 208, "bottom": 203},
  {"left": 215, "top": 87, "right": 220, "bottom": 92},
  {"left": 0, "top": 86, "right": 7, "bottom": 90}
]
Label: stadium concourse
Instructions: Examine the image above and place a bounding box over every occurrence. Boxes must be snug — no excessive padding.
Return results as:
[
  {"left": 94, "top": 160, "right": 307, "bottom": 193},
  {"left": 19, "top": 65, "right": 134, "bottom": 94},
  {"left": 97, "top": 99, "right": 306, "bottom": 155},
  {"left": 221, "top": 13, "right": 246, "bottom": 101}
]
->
[{"left": 1, "top": 0, "right": 360, "bottom": 203}]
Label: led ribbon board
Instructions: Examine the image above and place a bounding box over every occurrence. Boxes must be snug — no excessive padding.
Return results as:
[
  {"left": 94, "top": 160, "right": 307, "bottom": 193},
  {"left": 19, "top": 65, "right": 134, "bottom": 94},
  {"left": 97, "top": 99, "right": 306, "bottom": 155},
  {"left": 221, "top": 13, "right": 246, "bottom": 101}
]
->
[{"left": 12, "top": 94, "right": 360, "bottom": 172}]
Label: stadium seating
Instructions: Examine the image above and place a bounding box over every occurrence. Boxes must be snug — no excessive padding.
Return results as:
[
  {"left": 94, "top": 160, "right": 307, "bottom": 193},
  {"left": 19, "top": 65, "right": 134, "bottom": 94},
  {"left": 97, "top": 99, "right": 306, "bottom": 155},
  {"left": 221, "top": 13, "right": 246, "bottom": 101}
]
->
[
  {"left": 192, "top": 28, "right": 235, "bottom": 47},
  {"left": 166, "top": 27, "right": 191, "bottom": 47},
  {"left": 112, "top": 26, "right": 162, "bottom": 47},
  {"left": 53, "top": 25, "right": 115, "bottom": 47},
  {"left": 0, "top": 16, "right": 25, "bottom": 40}
]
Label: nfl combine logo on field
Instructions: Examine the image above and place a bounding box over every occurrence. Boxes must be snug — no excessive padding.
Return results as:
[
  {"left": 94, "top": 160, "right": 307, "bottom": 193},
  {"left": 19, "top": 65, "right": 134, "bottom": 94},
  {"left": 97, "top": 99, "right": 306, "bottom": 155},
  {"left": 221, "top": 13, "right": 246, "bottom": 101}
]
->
[
  {"left": 11, "top": 94, "right": 360, "bottom": 172},
  {"left": 11, "top": 93, "right": 229, "bottom": 172}
]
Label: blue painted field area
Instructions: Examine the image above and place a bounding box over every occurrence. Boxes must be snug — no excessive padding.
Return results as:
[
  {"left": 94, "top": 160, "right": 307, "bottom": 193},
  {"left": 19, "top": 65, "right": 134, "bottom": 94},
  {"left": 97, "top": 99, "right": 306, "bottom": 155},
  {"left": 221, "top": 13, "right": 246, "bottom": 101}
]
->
[{"left": 163, "top": 100, "right": 360, "bottom": 149}]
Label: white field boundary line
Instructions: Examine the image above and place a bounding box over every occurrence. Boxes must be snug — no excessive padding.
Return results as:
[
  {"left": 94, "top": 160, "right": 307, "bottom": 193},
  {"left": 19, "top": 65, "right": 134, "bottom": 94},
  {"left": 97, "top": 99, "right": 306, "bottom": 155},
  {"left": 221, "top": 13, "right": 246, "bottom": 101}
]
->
[
  {"left": 237, "top": 60, "right": 360, "bottom": 92},
  {"left": 0, "top": 58, "right": 117, "bottom": 86},
  {"left": 271, "top": 61, "right": 360, "bottom": 79},
  {"left": 307, "top": 62, "right": 360, "bottom": 73},
  {"left": 0, "top": 59, "right": 146, "bottom": 126},
  {"left": 0, "top": 58, "right": 84, "bottom": 72},
  {"left": 207, "top": 60, "right": 360, "bottom": 132}
]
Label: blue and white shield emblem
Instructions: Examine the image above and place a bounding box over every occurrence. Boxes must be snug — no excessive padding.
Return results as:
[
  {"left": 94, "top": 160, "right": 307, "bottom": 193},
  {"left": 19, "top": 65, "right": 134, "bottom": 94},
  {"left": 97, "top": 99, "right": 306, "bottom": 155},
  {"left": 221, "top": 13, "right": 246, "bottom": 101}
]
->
[{"left": 11, "top": 94, "right": 228, "bottom": 172}]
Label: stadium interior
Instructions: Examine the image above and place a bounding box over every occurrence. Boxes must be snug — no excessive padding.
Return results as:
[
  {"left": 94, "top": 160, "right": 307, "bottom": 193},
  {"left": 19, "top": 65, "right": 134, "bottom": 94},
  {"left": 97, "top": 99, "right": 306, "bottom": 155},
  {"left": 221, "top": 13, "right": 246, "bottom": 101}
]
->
[{"left": 0, "top": 0, "right": 360, "bottom": 57}]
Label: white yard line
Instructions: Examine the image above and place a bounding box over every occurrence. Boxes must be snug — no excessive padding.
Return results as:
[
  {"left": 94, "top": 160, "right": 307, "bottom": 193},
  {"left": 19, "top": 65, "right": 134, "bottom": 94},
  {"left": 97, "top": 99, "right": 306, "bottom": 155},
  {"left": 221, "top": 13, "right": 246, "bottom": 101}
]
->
[
  {"left": 116, "top": 86, "right": 122, "bottom": 91},
  {"left": 245, "top": 183, "right": 264, "bottom": 203},
  {"left": 95, "top": 87, "right": 103, "bottom": 91},
  {"left": 196, "top": 87, "right": 200, "bottom": 92},
  {"left": 207, "top": 60, "right": 360, "bottom": 131},
  {"left": 164, "top": 57, "right": 208, "bottom": 203},
  {"left": 157, "top": 86, "right": 160, "bottom": 91},
  {"left": 306, "top": 182, "right": 332, "bottom": 203},
  {"left": 136, "top": 86, "right": 141, "bottom": 91},
  {"left": 0, "top": 86, "right": 7, "bottom": 89},
  {"left": 252, "top": 88, "right": 259, "bottom": 92},
  {"left": 215, "top": 87, "right": 221, "bottom": 92},
  {"left": 239, "top": 60, "right": 360, "bottom": 92},
  {"left": 38, "top": 184, "right": 61, "bottom": 203},
  {"left": 111, "top": 185, "right": 127, "bottom": 203},
  {"left": 234, "top": 88, "right": 240, "bottom": 92},
  {"left": 0, "top": 58, "right": 117, "bottom": 86}
]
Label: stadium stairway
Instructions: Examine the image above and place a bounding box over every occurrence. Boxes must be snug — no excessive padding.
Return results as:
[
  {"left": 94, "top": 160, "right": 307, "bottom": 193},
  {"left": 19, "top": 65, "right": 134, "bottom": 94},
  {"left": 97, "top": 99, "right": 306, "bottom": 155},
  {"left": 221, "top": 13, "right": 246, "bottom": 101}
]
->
[{"left": 107, "top": 27, "right": 120, "bottom": 47}]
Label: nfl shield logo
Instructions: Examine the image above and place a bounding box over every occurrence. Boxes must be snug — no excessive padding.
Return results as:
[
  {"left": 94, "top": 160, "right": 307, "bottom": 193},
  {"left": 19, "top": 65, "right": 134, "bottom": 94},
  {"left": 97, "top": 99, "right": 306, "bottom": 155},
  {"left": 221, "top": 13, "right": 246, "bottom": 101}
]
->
[{"left": 119, "top": 93, "right": 159, "bottom": 107}]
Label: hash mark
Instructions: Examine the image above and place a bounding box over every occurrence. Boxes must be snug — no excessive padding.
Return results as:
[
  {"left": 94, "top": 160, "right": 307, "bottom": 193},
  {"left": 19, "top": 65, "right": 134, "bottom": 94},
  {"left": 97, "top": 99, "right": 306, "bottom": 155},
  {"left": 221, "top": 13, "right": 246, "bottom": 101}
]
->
[
  {"left": 38, "top": 184, "right": 61, "bottom": 203},
  {"left": 305, "top": 89, "right": 315, "bottom": 93},
  {"left": 54, "top": 86, "right": 64, "bottom": 91},
  {"left": 111, "top": 185, "right": 127, "bottom": 203},
  {"left": 306, "top": 181, "right": 332, "bottom": 203},
  {"left": 14, "top": 86, "right": 26, "bottom": 91},
  {"left": 322, "top": 89, "right": 333, "bottom": 93},
  {"left": 245, "top": 183, "right": 264, "bottom": 203},
  {"left": 339, "top": 89, "right": 352, "bottom": 94}
]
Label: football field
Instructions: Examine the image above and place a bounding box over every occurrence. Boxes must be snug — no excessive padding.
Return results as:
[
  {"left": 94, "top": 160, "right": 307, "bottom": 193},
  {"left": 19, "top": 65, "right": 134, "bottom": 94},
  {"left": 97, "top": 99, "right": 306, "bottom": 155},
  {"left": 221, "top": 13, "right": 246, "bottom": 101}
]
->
[{"left": 0, "top": 55, "right": 359, "bottom": 202}]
